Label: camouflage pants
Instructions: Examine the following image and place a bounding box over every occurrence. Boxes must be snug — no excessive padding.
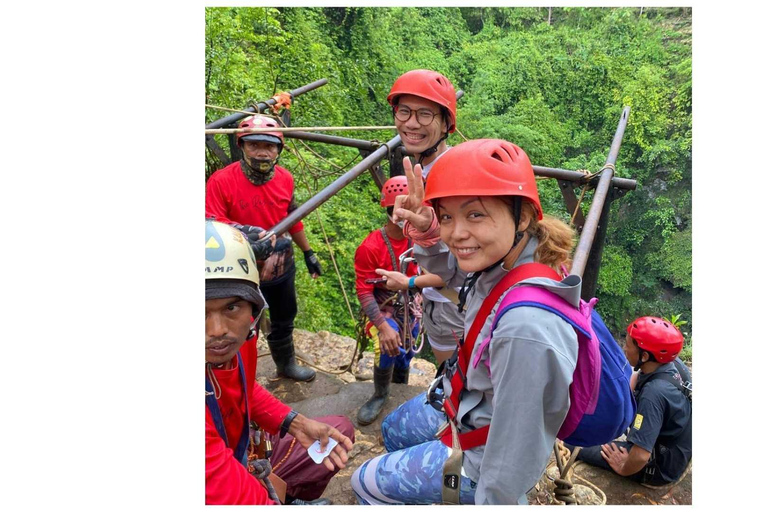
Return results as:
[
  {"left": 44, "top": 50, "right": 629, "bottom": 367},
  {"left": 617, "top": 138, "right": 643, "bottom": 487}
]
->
[{"left": 351, "top": 392, "right": 477, "bottom": 504}]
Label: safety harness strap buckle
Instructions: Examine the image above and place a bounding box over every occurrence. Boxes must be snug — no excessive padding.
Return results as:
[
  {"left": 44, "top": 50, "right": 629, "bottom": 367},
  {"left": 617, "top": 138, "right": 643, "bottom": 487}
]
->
[{"left": 441, "top": 418, "right": 463, "bottom": 504}]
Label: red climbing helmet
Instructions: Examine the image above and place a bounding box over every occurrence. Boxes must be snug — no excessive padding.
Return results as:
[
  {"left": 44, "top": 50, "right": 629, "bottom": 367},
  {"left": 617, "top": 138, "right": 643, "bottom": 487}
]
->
[
  {"left": 626, "top": 316, "right": 684, "bottom": 364},
  {"left": 380, "top": 175, "right": 409, "bottom": 207},
  {"left": 237, "top": 115, "right": 284, "bottom": 151},
  {"left": 387, "top": 70, "right": 457, "bottom": 133},
  {"left": 424, "top": 139, "right": 542, "bottom": 220}
]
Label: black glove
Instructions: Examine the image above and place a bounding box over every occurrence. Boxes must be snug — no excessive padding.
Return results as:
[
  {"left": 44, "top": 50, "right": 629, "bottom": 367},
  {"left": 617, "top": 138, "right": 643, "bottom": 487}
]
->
[
  {"left": 234, "top": 224, "right": 275, "bottom": 260},
  {"left": 303, "top": 249, "right": 322, "bottom": 276}
]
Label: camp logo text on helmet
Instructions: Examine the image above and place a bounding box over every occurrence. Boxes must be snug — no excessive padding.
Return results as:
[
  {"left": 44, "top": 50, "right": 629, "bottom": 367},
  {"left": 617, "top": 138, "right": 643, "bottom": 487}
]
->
[
  {"left": 387, "top": 69, "right": 457, "bottom": 133},
  {"left": 205, "top": 220, "right": 267, "bottom": 312},
  {"left": 424, "top": 138, "right": 542, "bottom": 220},
  {"left": 626, "top": 316, "right": 684, "bottom": 364},
  {"left": 205, "top": 220, "right": 260, "bottom": 286}
]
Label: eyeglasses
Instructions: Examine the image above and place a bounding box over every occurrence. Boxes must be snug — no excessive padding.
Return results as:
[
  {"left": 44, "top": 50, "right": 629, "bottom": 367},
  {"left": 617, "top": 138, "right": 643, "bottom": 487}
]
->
[{"left": 394, "top": 105, "right": 439, "bottom": 126}]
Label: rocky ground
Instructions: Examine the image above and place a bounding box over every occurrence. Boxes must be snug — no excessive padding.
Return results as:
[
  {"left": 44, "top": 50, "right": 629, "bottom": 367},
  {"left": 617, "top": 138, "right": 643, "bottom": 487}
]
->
[{"left": 257, "top": 329, "right": 692, "bottom": 505}]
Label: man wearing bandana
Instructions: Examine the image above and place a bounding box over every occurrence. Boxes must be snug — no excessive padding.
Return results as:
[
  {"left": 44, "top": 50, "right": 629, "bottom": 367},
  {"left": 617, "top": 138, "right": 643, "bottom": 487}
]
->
[{"left": 206, "top": 114, "right": 321, "bottom": 382}]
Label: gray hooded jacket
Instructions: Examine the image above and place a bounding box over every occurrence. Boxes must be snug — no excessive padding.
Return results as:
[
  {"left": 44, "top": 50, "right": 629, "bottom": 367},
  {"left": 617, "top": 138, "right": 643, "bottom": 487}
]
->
[{"left": 415, "top": 236, "right": 580, "bottom": 504}]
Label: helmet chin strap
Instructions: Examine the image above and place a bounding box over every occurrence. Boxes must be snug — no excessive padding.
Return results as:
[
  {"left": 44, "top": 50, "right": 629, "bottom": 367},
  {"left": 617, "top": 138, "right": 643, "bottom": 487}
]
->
[
  {"left": 634, "top": 351, "right": 656, "bottom": 372},
  {"left": 417, "top": 133, "right": 448, "bottom": 166},
  {"left": 634, "top": 353, "right": 646, "bottom": 372}
]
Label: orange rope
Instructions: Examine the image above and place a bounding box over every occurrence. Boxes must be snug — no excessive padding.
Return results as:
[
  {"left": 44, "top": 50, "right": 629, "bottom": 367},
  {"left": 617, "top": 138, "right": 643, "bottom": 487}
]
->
[{"left": 271, "top": 438, "right": 297, "bottom": 472}]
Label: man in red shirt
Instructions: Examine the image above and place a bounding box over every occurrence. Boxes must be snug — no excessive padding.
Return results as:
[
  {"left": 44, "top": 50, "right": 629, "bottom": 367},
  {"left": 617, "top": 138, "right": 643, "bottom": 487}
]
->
[
  {"left": 206, "top": 115, "right": 321, "bottom": 382},
  {"left": 205, "top": 220, "right": 354, "bottom": 505},
  {"left": 355, "top": 176, "right": 420, "bottom": 425}
]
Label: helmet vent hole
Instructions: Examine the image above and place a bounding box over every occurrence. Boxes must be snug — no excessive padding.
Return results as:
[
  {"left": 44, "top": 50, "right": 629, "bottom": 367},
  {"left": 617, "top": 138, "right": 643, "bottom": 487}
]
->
[
  {"left": 663, "top": 322, "right": 669, "bottom": 328},
  {"left": 651, "top": 318, "right": 657, "bottom": 323},
  {"left": 491, "top": 147, "right": 513, "bottom": 162}
]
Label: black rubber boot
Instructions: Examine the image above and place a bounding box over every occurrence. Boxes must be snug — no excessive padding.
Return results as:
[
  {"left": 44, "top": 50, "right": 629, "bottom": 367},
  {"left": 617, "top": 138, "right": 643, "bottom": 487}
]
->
[
  {"left": 392, "top": 365, "right": 410, "bottom": 385},
  {"left": 357, "top": 365, "right": 393, "bottom": 426},
  {"left": 286, "top": 496, "right": 333, "bottom": 505},
  {"left": 268, "top": 336, "right": 316, "bottom": 382}
]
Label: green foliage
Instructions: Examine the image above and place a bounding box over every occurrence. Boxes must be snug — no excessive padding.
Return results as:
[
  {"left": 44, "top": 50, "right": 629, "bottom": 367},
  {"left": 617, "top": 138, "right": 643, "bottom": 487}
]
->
[
  {"left": 597, "top": 245, "right": 633, "bottom": 297},
  {"left": 678, "top": 341, "right": 692, "bottom": 364},
  {"left": 205, "top": 7, "right": 692, "bottom": 340},
  {"left": 663, "top": 313, "right": 688, "bottom": 329}
]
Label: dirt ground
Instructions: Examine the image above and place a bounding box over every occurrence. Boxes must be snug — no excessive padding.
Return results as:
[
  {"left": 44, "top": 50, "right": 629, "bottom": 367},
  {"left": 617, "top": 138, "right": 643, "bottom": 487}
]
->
[{"left": 257, "top": 330, "right": 692, "bottom": 505}]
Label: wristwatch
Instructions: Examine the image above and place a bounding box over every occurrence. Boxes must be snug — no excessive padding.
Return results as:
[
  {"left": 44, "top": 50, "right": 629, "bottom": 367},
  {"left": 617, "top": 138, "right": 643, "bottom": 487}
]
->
[{"left": 280, "top": 410, "right": 299, "bottom": 438}]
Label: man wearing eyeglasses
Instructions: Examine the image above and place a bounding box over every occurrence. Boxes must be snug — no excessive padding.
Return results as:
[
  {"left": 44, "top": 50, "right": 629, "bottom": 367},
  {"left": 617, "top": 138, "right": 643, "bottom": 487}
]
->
[
  {"left": 379, "top": 70, "right": 466, "bottom": 368},
  {"left": 388, "top": 69, "right": 456, "bottom": 168}
]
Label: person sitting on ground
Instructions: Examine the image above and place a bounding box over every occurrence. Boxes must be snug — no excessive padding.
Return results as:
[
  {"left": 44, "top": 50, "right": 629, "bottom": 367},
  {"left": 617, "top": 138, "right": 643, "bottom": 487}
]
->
[
  {"left": 354, "top": 175, "right": 421, "bottom": 426},
  {"left": 205, "top": 220, "right": 354, "bottom": 505},
  {"left": 351, "top": 139, "right": 579, "bottom": 504},
  {"left": 567, "top": 316, "right": 692, "bottom": 486}
]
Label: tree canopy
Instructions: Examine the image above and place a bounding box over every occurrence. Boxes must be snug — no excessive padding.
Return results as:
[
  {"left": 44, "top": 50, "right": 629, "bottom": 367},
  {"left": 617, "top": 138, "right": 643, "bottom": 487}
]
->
[{"left": 205, "top": 7, "right": 693, "bottom": 349}]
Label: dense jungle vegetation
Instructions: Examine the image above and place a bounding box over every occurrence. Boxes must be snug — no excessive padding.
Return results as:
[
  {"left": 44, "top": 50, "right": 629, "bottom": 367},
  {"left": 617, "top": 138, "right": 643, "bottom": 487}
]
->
[{"left": 205, "top": 7, "right": 693, "bottom": 360}]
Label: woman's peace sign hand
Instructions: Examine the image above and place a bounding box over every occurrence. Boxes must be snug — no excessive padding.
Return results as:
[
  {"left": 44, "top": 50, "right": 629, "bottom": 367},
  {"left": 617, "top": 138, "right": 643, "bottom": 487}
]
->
[{"left": 392, "top": 157, "right": 434, "bottom": 232}]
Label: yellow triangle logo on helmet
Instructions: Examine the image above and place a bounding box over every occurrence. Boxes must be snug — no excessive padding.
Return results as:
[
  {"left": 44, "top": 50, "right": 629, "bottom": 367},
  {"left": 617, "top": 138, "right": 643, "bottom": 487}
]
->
[{"left": 205, "top": 236, "right": 221, "bottom": 249}]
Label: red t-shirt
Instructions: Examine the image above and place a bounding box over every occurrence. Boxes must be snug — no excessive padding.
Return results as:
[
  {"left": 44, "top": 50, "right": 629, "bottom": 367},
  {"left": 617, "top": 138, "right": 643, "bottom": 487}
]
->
[
  {"left": 205, "top": 338, "right": 291, "bottom": 505},
  {"left": 205, "top": 162, "right": 304, "bottom": 235},
  {"left": 354, "top": 228, "right": 418, "bottom": 297}
]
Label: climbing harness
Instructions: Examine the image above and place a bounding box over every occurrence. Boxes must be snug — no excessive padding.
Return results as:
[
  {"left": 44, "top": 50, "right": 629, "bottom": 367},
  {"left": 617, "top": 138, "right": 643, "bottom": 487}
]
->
[
  {"left": 379, "top": 228, "right": 422, "bottom": 352},
  {"left": 432, "top": 264, "right": 561, "bottom": 503},
  {"left": 247, "top": 422, "right": 282, "bottom": 504}
]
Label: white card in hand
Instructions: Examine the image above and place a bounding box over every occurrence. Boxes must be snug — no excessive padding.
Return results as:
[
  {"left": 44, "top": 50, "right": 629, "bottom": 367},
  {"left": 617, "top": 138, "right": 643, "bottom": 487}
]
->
[{"left": 307, "top": 438, "right": 338, "bottom": 464}]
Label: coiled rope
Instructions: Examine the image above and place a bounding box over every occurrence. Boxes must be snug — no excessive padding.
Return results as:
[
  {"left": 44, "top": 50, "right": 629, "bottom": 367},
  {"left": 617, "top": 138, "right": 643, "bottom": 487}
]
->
[{"left": 547, "top": 440, "right": 607, "bottom": 505}]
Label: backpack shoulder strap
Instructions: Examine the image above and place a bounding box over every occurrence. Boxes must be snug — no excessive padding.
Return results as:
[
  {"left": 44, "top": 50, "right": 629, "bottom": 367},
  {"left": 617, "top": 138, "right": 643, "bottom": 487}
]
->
[
  {"left": 459, "top": 263, "right": 560, "bottom": 363},
  {"left": 444, "top": 263, "right": 559, "bottom": 422},
  {"left": 636, "top": 370, "right": 691, "bottom": 402},
  {"left": 491, "top": 285, "right": 591, "bottom": 338}
]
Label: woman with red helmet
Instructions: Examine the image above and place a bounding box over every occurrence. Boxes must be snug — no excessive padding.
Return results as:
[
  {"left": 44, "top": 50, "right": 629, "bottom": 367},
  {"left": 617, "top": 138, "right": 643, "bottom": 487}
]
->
[
  {"left": 568, "top": 317, "right": 692, "bottom": 486},
  {"left": 351, "top": 139, "right": 579, "bottom": 504}
]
